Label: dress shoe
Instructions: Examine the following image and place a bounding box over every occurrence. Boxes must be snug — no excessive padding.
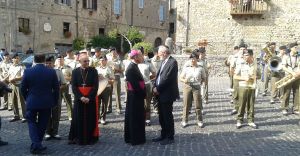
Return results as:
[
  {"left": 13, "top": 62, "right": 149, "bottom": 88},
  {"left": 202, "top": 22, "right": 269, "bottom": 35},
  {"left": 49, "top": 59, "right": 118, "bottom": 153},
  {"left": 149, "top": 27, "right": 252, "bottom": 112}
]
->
[
  {"left": 9, "top": 117, "right": 20, "bottom": 122},
  {"left": 145, "top": 120, "right": 151, "bottom": 126},
  {"left": 52, "top": 135, "right": 61, "bottom": 140},
  {"left": 100, "top": 119, "right": 106, "bottom": 125},
  {"left": 159, "top": 139, "right": 174, "bottom": 145},
  {"left": 270, "top": 100, "right": 275, "bottom": 104},
  {"left": 21, "top": 119, "right": 27, "bottom": 123},
  {"left": 0, "top": 140, "right": 8, "bottom": 146},
  {"left": 44, "top": 134, "right": 51, "bottom": 141},
  {"left": 248, "top": 122, "right": 258, "bottom": 129},
  {"left": 30, "top": 148, "right": 47, "bottom": 155},
  {"left": 152, "top": 136, "right": 165, "bottom": 142},
  {"left": 8, "top": 108, "right": 12, "bottom": 111}
]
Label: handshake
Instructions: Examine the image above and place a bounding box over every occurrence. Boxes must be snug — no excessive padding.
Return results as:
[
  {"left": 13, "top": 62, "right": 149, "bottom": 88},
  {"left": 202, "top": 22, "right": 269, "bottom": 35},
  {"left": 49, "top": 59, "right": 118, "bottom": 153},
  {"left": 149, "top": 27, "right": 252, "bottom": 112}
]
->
[{"left": 0, "top": 81, "right": 13, "bottom": 97}]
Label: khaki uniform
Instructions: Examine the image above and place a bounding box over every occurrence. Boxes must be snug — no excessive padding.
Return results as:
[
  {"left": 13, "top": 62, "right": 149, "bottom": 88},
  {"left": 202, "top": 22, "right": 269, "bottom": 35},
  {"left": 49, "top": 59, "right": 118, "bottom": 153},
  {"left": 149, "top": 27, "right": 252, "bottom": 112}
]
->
[
  {"left": 281, "top": 54, "right": 300, "bottom": 112},
  {"left": 64, "top": 57, "right": 79, "bottom": 70},
  {"left": 180, "top": 63, "right": 206, "bottom": 123},
  {"left": 230, "top": 53, "right": 244, "bottom": 111},
  {"left": 0, "top": 60, "right": 12, "bottom": 109},
  {"left": 96, "top": 65, "right": 114, "bottom": 122},
  {"left": 270, "top": 54, "right": 285, "bottom": 102},
  {"left": 263, "top": 51, "right": 277, "bottom": 94},
  {"left": 235, "top": 62, "right": 257, "bottom": 123},
  {"left": 107, "top": 57, "right": 124, "bottom": 113},
  {"left": 199, "top": 59, "right": 209, "bottom": 103},
  {"left": 8, "top": 64, "right": 25, "bottom": 119},
  {"left": 138, "top": 60, "right": 156, "bottom": 121},
  {"left": 56, "top": 65, "right": 73, "bottom": 119},
  {"left": 46, "top": 69, "right": 66, "bottom": 136}
]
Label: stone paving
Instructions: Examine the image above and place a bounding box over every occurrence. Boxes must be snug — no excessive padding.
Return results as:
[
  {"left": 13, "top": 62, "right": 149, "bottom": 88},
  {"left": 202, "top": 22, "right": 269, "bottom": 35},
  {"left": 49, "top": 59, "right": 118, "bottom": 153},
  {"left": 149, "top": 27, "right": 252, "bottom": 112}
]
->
[{"left": 0, "top": 77, "right": 300, "bottom": 156}]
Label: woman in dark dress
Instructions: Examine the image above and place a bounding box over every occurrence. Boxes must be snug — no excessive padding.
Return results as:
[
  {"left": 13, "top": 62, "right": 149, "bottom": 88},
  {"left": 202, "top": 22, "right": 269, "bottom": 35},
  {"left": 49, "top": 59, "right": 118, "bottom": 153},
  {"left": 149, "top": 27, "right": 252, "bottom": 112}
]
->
[
  {"left": 124, "top": 50, "right": 146, "bottom": 145},
  {"left": 68, "top": 54, "right": 99, "bottom": 145}
]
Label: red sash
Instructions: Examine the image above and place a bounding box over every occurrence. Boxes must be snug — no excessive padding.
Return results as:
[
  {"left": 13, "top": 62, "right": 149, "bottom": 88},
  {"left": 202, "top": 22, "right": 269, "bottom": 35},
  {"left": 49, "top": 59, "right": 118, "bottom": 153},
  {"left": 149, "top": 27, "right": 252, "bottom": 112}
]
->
[{"left": 78, "top": 86, "right": 100, "bottom": 137}]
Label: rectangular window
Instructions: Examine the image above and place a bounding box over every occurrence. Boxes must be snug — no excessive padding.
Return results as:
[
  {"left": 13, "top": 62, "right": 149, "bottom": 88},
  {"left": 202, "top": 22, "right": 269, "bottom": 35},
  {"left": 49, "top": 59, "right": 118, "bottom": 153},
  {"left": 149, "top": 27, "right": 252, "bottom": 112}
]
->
[
  {"left": 54, "top": 0, "right": 71, "bottom": 6},
  {"left": 18, "top": 18, "right": 30, "bottom": 32},
  {"left": 63, "top": 22, "right": 70, "bottom": 34},
  {"left": 83, "top": 0, "right": 97, "bottom": 10},
  {"left": 99, "top": 28, "right": 105, "bottom": 35},
  {"left": 114, "top": 0, "right": 121, "bottom": 15},
  {"left": 169, "top": 23, "right": 175, "bottom": 34},
  {"left": 139, "top": 0, "right": 144, "bottom": 9},
  {"left": 159, "top": 5, "right": 165, "bottom": 22}
]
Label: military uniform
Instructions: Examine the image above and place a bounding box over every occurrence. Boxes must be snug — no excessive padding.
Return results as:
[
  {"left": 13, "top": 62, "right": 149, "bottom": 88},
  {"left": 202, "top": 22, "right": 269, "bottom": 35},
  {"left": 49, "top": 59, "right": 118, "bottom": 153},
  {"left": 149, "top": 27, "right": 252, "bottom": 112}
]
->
[
  {"left": 234, "top": 61, "right": 257, "bottom": 126},
  {"left": 280, "top": 54, "right": 300, "bottom": 113},
  {"left": 96, "top": 64, "right": 114, "bottom": 124},
  {"left": 138, "top": 59, "right": 156, "bottom": 125},
  {"left": 46, "top": 68, "right": 66, "bottom": 138},
  {"left": 107, "top": 57, "right": 124, "bottom": 113},
  {"left": 55, "top": 65, "right": 73, "bottom": 120},
  {"left": 180, "top": 62, "right": 206, "bottom": 127},
  {"left": 0, "top": 58, "right": 12, "bottom": 109},
  {"left": 230, "top": 52, "right": 244, "bottom": 114},
  {"left": 8, "top": 63, "right": 26, "bottom": 121}
]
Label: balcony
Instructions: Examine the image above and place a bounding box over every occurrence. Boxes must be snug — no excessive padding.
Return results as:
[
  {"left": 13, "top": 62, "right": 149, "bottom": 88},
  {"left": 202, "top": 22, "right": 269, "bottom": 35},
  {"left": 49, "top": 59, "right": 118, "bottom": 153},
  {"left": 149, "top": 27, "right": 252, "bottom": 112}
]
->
[{"left": 230, "top": 0, "right": 268, "bottom": 16}]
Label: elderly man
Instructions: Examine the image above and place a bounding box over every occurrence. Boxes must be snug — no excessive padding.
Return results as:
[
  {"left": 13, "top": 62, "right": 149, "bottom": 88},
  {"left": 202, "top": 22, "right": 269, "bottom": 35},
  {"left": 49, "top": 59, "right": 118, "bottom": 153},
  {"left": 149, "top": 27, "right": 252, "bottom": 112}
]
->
[{"left": 152, "top": 45, "right": 179, "bottom": 145}]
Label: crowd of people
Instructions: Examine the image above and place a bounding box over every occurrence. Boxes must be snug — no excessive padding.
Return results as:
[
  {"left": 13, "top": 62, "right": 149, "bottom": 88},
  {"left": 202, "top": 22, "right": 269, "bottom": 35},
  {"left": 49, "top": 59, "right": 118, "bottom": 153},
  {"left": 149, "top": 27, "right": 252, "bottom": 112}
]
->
[{"left": 0, "top": 40, "right": 299, "bottom": 154}]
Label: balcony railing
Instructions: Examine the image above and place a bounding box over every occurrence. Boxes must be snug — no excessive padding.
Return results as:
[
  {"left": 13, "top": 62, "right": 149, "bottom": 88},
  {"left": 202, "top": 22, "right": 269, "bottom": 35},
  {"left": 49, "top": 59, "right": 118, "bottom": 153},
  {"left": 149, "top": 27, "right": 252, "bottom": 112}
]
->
[{"left": 230, "top": 0, "right": 268, "bottom": 16}]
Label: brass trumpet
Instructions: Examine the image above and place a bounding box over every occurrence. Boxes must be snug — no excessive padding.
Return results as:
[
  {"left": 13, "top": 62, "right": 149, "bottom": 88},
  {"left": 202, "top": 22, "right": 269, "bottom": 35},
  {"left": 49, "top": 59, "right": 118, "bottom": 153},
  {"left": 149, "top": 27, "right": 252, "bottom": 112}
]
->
[{"left": 262, "top": 47, "right": 273, "bottom": 63}]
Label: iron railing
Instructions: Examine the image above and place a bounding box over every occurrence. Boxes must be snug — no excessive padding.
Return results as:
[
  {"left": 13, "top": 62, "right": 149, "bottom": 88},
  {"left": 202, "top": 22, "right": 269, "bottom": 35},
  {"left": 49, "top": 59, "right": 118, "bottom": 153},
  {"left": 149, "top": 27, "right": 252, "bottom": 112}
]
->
[{"left": 230, "top": 0, "right": 268, "bottom": 15}]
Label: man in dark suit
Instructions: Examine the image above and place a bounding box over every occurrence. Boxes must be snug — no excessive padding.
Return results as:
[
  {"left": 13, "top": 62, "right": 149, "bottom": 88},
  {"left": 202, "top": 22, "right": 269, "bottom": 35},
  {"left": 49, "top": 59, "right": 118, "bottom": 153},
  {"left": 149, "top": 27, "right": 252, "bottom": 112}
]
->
[
  {"left": 152, "top": 45, "right": 179, "bottom": 145},
  {"left": 21, "top": 54, "right": 59, "bottom": 154}
]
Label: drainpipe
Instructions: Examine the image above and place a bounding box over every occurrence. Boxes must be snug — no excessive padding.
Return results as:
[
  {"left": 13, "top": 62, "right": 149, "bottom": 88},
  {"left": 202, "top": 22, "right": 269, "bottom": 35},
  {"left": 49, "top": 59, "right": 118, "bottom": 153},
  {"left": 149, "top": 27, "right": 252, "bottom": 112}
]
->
[
  {"left": 185, "top": 0, "right": 190, "bottom": 47},
  {"left": 75, "top": 0, "right": 79, "bottom": 38}
]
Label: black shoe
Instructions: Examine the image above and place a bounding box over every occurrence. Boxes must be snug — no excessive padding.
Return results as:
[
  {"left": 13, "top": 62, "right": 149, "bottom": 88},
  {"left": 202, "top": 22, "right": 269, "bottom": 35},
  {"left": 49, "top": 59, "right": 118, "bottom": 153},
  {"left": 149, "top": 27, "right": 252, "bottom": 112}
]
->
[
  {"left": 21, "top": 119, "right": 27, "bottom": 123},
  {"left": 30, "top": 148, "right": 47, "bottom": 155},
  {"left": 8, "top": 108, "right": 12, "bottom": 111},
  {"left": 146, "top": 122, "right": 151, "bottom": 126},
  {"left": 44, "top": 134, "right": 51, "bottom": 141},
  {"left": 270, "top": 100, "right": 275, "bottom": 104},
  {"left": 106, "top": 110, "right": 112, "bottom": 114},
  {"left": 0, "top": 140, "right": 8, "bottom": 146},
  {"left": 9, "top": 117, "right": 21, "bottom": 122},
  {"left": 230, "top": 110, "right": 237, "bottom": 115},
  {"left": 159, "top": 139, "right": 174, "bottom": 145},
  {"left": 152, "top": 136, "right": 165, "bottom": 142}
]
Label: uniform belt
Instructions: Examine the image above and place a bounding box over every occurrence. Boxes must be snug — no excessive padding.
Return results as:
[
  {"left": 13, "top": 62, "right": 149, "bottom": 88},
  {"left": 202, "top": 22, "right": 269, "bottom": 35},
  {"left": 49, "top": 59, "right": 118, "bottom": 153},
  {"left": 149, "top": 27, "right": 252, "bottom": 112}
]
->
[{"left": 189, "top": 82, "right": 200, "bottom": 86}]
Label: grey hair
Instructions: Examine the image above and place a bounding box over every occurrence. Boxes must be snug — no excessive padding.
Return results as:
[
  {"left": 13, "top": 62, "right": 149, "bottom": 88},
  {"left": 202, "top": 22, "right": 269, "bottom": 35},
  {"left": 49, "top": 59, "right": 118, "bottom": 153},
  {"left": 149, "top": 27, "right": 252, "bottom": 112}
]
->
[{"left": 158, "top": 45, "right": 170, "bottom": 54}]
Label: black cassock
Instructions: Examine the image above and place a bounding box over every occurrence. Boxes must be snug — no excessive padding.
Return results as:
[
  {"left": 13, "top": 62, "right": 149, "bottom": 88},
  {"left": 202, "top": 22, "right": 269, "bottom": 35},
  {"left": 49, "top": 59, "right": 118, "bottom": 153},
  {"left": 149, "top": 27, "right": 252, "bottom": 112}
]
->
[
  {"left": 68, "top": 67, "right": 99, "bottom": 145},
  {"left": 124, "top": 62, "right": 146, "bottom": 145}
]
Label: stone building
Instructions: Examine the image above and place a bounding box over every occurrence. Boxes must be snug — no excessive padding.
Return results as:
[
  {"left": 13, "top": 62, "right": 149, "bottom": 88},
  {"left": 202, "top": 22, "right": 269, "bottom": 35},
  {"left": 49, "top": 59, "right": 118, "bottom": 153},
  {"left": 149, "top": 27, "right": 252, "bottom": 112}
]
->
[
  {"left": 174, "top": 0, "right": 300, "bottom": 54},
  {"left": 0, "top": 0, "right": 172, "bottom": 53}
]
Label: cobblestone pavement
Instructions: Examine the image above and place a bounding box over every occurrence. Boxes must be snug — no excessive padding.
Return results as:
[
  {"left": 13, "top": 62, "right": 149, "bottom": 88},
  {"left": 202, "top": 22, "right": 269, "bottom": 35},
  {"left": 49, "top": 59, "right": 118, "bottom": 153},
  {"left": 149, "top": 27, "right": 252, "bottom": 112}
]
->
[{"left": 0, "top": 77, "right": 300, "bottom": 156}]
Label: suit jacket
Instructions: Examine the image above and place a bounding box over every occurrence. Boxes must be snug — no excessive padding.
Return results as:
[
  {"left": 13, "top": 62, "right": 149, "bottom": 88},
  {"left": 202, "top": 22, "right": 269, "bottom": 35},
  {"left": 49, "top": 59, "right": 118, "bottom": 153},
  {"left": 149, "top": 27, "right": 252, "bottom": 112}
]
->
[
  {"left": 154, "top": 56, "right": 179, "bottom": 103},
  {"left": 21, "top": 64, "right": 59, "bottom": 110}
]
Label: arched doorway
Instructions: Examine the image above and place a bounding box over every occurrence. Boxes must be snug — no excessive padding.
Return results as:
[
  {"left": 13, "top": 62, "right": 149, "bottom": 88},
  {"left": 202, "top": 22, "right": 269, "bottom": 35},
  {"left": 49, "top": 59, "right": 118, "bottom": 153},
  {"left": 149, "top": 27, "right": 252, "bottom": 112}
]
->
[{"left": 154, "top": 37, "right": 162, "bottom": 48}]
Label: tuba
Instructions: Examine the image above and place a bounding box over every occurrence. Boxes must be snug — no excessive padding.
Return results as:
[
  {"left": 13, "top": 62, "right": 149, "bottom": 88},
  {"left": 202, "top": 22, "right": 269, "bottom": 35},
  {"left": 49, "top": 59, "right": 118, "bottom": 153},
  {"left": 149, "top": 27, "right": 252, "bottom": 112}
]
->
[{"left": 270, "top": 56, "right": 299, "bottom": 89}]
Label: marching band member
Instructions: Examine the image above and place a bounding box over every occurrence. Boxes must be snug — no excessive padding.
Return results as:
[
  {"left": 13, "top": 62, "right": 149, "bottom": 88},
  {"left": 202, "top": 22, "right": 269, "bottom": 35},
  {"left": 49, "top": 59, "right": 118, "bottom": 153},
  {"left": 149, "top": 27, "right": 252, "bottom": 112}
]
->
[
  {"left": 180, "top": 52, "right": 206, "bottom": 128},
  {"left": 0, "top": 52, "right": 12, "bottom": 110},
  {"left": 230, "top": 44, "right": 246, "bottom": 115},
  {"left": 138, "top": 50, "right": 156, "bottom": 126},
  {"left": 280, "top": 42, "right": 300, "bottom": 115},
  {"left": 8, "top": 53, "right": 26, "bottom": 122},
  {"left": 234, "top": 49, "right": 258, "bottom": 129},
  {"left": 96, "top": 55, "right": 115, "bottom": 125},
  {"left": 262, "top": 42, "right": 277, "bottom": 96},
  {"left": 226, "top": 46, "right": 239, "bottom": 97}
]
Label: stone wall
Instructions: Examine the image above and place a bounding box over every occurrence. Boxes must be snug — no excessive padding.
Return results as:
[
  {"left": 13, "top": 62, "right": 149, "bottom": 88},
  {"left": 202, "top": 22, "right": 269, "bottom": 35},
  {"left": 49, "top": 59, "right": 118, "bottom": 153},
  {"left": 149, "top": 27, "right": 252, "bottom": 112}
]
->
[
  {"left": 175, "top": 0, "right": 300, "bottom": 54},
  {"left": 0, "top": 0, "right": 170, "bottom": 53}
]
